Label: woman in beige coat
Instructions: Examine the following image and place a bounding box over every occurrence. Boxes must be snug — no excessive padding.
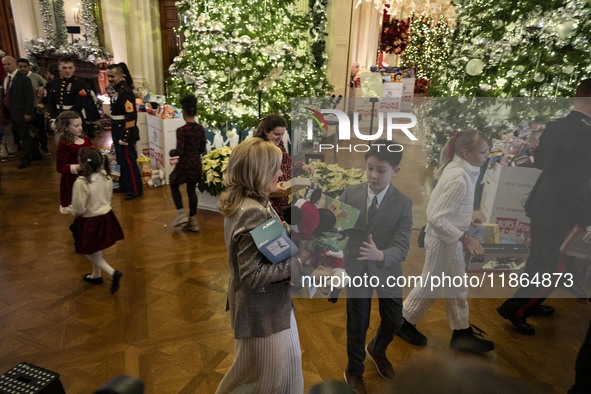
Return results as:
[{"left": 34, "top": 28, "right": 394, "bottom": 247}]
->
[{"left": 216, "top": 138, "right": 303, "bottom": 394}]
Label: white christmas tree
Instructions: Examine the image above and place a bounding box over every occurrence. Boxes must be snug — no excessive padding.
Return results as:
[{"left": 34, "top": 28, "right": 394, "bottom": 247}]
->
[{"left": 168, "top": 0, "right": 332, "bottom": 129}]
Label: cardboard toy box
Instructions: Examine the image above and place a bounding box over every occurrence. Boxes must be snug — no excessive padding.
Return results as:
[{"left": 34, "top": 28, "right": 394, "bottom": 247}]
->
[
  {"left": 465, "top": 244, "right": 529, "bottom": 272},
  {"left": 136, "top": 112, "right": 149, "bottom": 157},
  {"left": 479, "top": 165, "right": 541, "bottom": 243},
  {"left": 147, "top": 114, "right": 185, "bottom": 182}
]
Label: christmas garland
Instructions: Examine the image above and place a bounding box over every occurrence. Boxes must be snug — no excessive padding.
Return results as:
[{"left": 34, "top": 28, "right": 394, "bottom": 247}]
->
[
  {"left": 379, "top": 16, "right": 409, "bottom": 54},
  {"left": 27, "top": 0, "right": 110, "bottom": 65},
  {"left": 38, "top": 0, "right": 57, "bottom": 45},
  {"left": 53, "top": 0, "right": 68, "bottom": 46},
  {"left": 81, "top": 0, "right": 99, "bottom": 45}
]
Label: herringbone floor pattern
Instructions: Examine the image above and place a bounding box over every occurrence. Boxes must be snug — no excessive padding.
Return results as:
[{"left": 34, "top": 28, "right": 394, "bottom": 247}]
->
[{"left": 0, "top": 131, "right": 588, "bottom": 393}]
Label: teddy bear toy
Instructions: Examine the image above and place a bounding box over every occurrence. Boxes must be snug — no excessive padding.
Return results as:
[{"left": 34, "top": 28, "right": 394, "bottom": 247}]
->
[{"left": 147, "top": 169, "right": 166, "bottom": 187}]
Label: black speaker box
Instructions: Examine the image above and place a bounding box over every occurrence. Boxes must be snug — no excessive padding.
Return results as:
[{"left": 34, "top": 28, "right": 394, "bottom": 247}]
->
[{"left": 0, "top": 362, "right": 66, "bottom": 394}]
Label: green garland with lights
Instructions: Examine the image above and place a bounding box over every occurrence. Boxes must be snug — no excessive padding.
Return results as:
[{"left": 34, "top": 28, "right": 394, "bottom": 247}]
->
[
  {"left": 421, "top": 0, "right": 591, "bottom": 164},
  {"left": 167, "top": 0, "right": 332, "bottom": 129}
]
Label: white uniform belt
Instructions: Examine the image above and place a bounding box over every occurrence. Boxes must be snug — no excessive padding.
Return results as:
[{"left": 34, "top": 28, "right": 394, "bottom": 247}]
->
[
  {"left": 111, "top": 115, "right": 125, "bottom": 120},
  {"left": 57, "top": 105, "right": 73, "bottom": 110}
]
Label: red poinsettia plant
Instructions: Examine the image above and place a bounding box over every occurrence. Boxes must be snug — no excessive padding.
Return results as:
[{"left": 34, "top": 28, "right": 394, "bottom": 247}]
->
[{"left": 380, "top": 16, "right": 410, "bottom": 54}]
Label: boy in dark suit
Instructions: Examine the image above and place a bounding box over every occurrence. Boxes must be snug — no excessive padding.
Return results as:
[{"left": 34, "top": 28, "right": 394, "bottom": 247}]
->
[{"left": 339, "top": 140, "right": 412, "bottom": 394}]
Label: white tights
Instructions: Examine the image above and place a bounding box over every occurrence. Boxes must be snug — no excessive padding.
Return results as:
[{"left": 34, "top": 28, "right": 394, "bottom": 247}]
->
[{"left": 85, "top": 251, "right": 115, "bottom": 279}]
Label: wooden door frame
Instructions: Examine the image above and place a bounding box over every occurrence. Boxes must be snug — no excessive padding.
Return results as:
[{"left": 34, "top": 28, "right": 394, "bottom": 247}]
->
[
  {"left": 0, "top": 0, "right": 19, "bottom": 57},
  {"left": 159, "top": 0, "right": 182, "bottom": 82}
]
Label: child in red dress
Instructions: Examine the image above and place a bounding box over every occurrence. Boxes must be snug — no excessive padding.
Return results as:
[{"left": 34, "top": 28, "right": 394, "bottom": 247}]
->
[
  {"left": 55, "top": 111, "right": 93, "bottom": 214},
  {"left": 71, "top": 148, "right": 124, "bottom": 294}
]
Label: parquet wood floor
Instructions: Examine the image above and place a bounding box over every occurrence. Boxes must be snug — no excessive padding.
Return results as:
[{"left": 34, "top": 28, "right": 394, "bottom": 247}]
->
[{"left": 0, "top": 130, "right": 588, "bottom": 393}]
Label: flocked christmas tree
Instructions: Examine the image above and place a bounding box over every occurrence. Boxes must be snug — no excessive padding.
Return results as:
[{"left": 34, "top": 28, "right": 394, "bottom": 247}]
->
[
  {"left": 421, "top": 0, "right": 591, "bottom": 163},
  {"left": 168, "top": 0, "right": 332, "bottom": 130}
]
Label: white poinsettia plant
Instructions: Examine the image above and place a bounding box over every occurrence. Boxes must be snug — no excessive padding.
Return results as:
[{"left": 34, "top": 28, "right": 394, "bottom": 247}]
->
[
  {"left": 199, "top": 146, "right": 233, "bottom": 196},
  {"left": 304, "top": 161, "right": 366, "bottom": 198}
]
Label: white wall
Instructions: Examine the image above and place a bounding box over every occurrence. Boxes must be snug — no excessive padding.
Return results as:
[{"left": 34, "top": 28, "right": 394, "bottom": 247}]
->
[
  {"left": 10, "top": 0, "right": 43, "bottom": 57},
  {"left": 100, "top": 0, "right": 163, "bottom": 92},
  {"left": 325, "top": 1, "right": 354, "bottom": 96}
]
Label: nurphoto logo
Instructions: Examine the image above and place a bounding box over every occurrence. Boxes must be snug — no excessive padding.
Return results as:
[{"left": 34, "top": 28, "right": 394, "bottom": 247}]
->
[{"left": 305, "top": 107, "right": 418, "bottom": 153}]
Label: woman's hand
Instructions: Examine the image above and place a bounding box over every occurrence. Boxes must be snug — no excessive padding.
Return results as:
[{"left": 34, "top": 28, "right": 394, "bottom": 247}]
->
[
  {"left": 302, "top": 164, "right": 314, "bottom": 174},
  {"left": 270, "top": 182, "right": 289, "bottom": 198}
]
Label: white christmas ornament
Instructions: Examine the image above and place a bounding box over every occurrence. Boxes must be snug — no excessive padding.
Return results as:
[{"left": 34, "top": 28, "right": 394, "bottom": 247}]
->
[
  {"left": 534, "top": 72, "right": 545, "bottom": 82},
  {"left": 563, "top": 65, "right": 575, "bottom": 74},
  {"left": 556, "top": 21, "right": 577, "bottom": 39},
  {"left": 239, "top": 35, "right": 252, "bottom": 46},
  {"left": 465, "top": 59, "right": 485, "bottom": 76},
  {"left": 209, "top": 23, "right": 223, "bottom": 34},
  {"left": 213, "top": 45, "right": 227, "bottom": 54},
  {"left": 492, "top": 20, "right": 503, "bottom": 29}
]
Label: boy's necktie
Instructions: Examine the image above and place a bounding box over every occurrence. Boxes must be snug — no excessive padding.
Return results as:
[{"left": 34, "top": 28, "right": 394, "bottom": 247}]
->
[{"left": 368, "top": 196, "right": 378, "bottom": 223}]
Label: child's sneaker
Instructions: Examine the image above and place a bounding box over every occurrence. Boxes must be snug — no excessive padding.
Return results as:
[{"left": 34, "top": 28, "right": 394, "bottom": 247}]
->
[
  {"left": 182, "top": 216, "right": 199, "bottom": 232},
  {"left": 171, "top": 209, "right": 187, "bottom": 227}
]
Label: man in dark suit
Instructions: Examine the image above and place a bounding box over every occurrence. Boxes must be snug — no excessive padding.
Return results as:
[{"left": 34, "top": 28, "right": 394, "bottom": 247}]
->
[
  {"left": 339, "top": 140, "right": 412, "bottom": 394},
  {"left": 498, "top": 79, "right": 591, "bottom": 335},
  {"left": 2, "top": 56, "right": 37, "bottom": 169}
]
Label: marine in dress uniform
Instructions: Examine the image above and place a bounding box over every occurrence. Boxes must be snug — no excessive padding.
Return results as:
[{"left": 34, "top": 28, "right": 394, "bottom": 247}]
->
[
  {"left": 107, "top": 64, "right": 142, "bottom": 200},
  {"left": 46, "top": 58, "right": 94, "bottom": 137}
]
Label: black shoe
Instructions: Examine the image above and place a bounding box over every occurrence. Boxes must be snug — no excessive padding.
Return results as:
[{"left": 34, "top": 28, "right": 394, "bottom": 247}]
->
[
  {"left": 450, "top": 324, "right": 495, "bottom": 353},
  {"left": 82, "top": 274, "right": 103, "bottom": 284},
  {"left": 113, "top": 187, "right": 127, "bottom": 193},
  {"left": 530, "top": 304, "right": 555, "bottom": 317},
  {"left": 111, "top": 270, "right": 122, "bottom": 294},
  {"left": 397, "top": 318, "right": 427, "bottom": 346},
  {"left": 497, "top": 306, "right": 535, "bottom": 335},
  {"left": 17, "top": 160, "right": 30, "bottom": 169},
  {"left": 124, "top": 192, "right": 143, "bottom": 201}
]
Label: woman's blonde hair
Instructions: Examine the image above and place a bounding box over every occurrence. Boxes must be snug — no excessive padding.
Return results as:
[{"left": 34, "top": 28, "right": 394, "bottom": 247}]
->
[{"left": 218, "top": 138, "right": 282, "bottom": 217}]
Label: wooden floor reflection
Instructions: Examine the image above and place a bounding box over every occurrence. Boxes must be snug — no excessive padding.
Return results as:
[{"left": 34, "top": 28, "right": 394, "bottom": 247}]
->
[{"left": 0, "top": 130, "right": 588, "bottom": 393}]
